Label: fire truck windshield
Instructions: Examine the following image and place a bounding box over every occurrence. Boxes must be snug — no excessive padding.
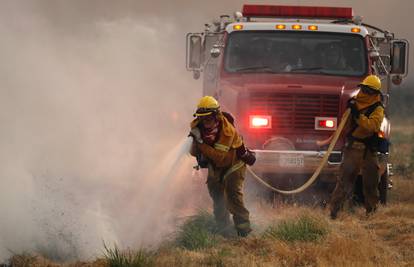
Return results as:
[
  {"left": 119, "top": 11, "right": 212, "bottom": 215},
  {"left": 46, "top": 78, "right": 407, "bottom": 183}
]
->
[{"left": 224, "top": 31, "right": 367, "bottom": 76}]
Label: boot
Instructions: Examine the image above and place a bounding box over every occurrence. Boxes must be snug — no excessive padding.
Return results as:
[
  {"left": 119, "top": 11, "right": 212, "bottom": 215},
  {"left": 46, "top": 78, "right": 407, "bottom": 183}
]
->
[
  {"left": 365, "top": 206, "right": 377, "bottom": 217},
  {"left": 237, "top": 227, "right": 252, "bottom": 237},
  {"left": 236, "top": 222, "right": 252, "bottom": 238},
  {"left": 330, "top": 204, "right": 340, "bottom": 220}
]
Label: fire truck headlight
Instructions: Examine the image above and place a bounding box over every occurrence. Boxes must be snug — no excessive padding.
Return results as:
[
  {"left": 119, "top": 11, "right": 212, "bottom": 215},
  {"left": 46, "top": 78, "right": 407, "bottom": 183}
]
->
[
  {"left": 324, "top": 120, "right": 335, "bottom": 128},
  {"left": 315, "top": 117, "right": 337, "bottom": 131}
]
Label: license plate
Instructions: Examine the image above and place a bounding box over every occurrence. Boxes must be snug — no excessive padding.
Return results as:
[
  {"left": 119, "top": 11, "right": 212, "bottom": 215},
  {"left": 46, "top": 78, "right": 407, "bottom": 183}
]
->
[{"left": 279, "top": 154, "right": 304, "bottom": 168}]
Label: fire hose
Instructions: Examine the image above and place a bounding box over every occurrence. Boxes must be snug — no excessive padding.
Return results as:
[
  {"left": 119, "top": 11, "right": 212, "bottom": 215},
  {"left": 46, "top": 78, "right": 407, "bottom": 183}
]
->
[{"left": 246, "top": 109, "right": 351, "bottom": 195}]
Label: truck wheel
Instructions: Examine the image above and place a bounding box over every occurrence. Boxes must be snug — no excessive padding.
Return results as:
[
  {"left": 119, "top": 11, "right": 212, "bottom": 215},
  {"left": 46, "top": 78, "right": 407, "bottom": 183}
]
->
[{"left": 378, "top": 171, "right": 388, "bottom": 205}]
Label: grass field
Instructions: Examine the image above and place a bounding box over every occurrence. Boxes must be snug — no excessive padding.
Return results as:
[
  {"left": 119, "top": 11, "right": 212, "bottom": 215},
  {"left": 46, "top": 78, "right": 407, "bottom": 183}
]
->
[{"left": 4, "top": 119, "right": 414, "bottom": 267}]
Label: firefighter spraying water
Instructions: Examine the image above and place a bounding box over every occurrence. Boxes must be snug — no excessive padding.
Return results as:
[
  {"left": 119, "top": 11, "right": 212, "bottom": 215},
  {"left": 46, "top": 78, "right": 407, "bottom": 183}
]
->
[
  {"left": 186, "top": 4, "right": 409, "bottom": 205},
  {"left": 188, "top": 96, "right": 256, "bottom": 237}
]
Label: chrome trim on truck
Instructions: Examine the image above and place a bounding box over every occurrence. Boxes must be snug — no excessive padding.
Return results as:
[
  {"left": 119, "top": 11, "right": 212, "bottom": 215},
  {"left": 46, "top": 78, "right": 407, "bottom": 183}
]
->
[{"left": 250, "top": 149, "right": 342, "bottom": 174}]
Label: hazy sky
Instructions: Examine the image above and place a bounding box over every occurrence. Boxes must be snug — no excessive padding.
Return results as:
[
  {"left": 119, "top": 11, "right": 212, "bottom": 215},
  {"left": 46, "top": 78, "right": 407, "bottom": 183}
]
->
[{"left": 1, "top": 0, "right": 411, "bottom": 81}]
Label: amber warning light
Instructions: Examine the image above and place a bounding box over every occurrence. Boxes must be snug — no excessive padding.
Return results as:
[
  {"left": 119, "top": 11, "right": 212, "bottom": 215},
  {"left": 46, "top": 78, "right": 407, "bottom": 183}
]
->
[
  {"left": 242, "top": 4, "right": 353, "bottom": 19},
  {"left": 250, "top": 115, "right": 272, "bottom": 129}
]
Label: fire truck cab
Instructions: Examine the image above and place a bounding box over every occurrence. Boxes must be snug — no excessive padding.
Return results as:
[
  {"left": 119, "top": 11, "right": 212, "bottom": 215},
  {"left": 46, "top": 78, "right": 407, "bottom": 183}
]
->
[{"left": 186, "top": 5, "right": 409, "bottom": 201}]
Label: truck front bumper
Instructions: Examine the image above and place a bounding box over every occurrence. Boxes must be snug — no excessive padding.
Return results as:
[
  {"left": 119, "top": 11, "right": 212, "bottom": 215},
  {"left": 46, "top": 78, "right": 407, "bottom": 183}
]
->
[{"left": 251, "top": 149, "right": 342, "bottom": 177}]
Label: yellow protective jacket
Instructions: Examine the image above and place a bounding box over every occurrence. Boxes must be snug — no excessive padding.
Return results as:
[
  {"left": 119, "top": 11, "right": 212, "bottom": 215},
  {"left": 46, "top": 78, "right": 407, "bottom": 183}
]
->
[
  {"left": 350, "top": 103, "right": 384, "bottom": 140},
  {"left": 190, "top": 112, "right": 243, "bottom": 169}
]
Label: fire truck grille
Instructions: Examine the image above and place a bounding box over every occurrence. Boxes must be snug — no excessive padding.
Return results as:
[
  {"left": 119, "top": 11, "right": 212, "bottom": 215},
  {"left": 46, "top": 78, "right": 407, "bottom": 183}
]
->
[{"left": 249, "top": 93, "right": 340, "bottom": 130}]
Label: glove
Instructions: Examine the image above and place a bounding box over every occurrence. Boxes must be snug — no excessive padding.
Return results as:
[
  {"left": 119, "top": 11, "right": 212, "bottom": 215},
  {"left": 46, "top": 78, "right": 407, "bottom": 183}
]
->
[
  {"left": 240, "top": 149, "right": 256, "bottom": 166},
  {"left": 347, "top": 99, "right": 359, "bottom": 119},
  {"left": 196, "top": 153, "right": 209, "bottom": 168},
  {"left": 189, "top": 127, "right": 203, "bottom": 144},
  {"left": 237, "top": 144, "right": 256, "bottom": 166}
]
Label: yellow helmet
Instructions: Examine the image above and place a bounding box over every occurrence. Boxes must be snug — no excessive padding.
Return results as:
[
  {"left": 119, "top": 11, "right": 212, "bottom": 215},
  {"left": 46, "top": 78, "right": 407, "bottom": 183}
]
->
[
  {"left": 360, "top": 75, "right": 382, "bottom": 91},
  {"left": 194, "top": 96, "right": 220, "bottom": 117}
]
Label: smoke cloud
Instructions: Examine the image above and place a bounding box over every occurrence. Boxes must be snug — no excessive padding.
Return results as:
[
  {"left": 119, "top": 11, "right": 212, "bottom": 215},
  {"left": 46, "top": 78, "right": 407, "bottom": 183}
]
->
[
  {"left": 0, "top": 0, "right": 412, "bottom": 262},
  {"left": 0, "top": 0, "right": 204, "bottom": 262}
]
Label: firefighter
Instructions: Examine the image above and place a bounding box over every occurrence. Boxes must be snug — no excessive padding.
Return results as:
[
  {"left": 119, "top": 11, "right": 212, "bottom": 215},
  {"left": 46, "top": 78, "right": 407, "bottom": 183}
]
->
[
  {"left": 189, "top": 96, "right": 256, "bottom": 237},
  {"left": 330, "top": 75, "right": 385, "bottom": 219}
]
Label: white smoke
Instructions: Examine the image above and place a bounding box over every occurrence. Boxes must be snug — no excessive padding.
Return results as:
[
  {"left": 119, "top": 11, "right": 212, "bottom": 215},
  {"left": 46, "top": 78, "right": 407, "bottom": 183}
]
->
[{"left": 0, "top": 1, "right": 203, "bottom": 262}]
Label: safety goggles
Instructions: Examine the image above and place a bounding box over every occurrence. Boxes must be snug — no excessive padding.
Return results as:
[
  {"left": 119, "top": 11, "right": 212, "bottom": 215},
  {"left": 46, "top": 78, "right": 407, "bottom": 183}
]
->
[
  {"left": 194, "top": 108, "right": 218, "bottom": 117},
  {"left": 360, "top": 85, "right": 381, "bottom": 95}
]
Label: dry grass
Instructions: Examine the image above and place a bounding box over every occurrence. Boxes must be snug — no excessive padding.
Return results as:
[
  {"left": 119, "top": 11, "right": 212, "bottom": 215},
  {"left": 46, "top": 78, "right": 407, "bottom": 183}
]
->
[
  {"left": 6, "top": 201, "right": 414, "bottom": 267},
  {"left": 153, "top": 205, "right": 412, "bottom": 267},
  {"left": 5, "top": 254, "right": 107, "bottom": 267},
  {"left": 6, "top": 121, "right": 414, "bottom": 267}
]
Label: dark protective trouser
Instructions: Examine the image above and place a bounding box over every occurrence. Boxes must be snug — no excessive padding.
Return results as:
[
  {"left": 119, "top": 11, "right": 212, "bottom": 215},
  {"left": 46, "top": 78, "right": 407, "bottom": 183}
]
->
[
  {"left": 330, "top": 142, "right": 380, "bottom": 215},
  {"left": 207, "top": 164, "right": 251, "bottom": 233}
]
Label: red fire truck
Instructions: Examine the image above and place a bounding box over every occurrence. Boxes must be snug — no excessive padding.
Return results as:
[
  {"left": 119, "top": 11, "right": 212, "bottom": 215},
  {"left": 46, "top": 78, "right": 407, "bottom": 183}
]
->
[{"left": 186, "top": 5, "right": 409, "bottom": 202}]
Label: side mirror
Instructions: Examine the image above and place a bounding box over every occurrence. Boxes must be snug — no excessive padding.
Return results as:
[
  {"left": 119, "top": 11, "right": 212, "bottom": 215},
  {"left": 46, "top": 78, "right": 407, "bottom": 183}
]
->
[
  {"left": 390, "top": 40, "right": 409, "bottom": 76},
  {"left": 186, "top": 33, "right": 203, "bottom": 71}
]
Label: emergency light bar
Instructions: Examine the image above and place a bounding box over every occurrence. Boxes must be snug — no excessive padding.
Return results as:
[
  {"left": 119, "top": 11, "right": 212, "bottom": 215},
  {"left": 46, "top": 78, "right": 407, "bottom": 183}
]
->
[{"left": 242, "top": 4, "right": 353, "bottom": 20}]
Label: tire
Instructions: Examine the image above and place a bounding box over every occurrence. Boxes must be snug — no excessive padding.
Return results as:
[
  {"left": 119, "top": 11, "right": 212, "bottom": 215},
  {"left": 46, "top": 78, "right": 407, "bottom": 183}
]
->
[{"left": 378, "top": 171, "right": 388, "bottom": 205}]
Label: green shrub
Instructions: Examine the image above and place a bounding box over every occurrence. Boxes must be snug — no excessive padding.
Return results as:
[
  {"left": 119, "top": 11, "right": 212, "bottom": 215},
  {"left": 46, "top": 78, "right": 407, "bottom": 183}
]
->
[
  {"left": 264, "top": 214, "right": 328, "bottom": 242},
  {"left": 175, "top": 210, "right": 219, "bottom": 250},
  {"left": 103, "top": 243, "right": 154, "bottom": 267}
]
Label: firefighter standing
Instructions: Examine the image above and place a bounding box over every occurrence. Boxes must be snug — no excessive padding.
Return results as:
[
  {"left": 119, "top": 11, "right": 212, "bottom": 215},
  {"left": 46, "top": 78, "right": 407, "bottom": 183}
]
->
[
  {"left": 330, "top": 75, "right": 385, "bottom": 219},
  {"left": 189, "top": 96, "right": 256, "bottom": 237}
]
